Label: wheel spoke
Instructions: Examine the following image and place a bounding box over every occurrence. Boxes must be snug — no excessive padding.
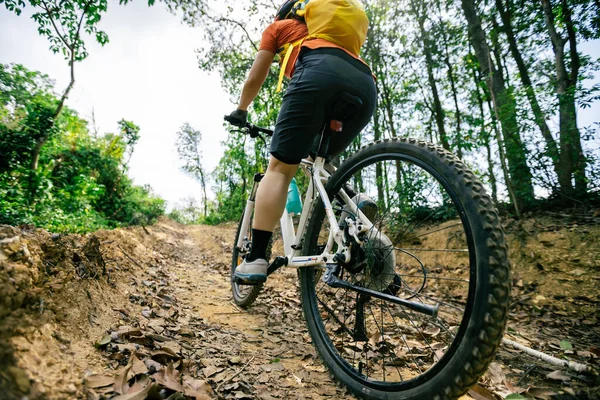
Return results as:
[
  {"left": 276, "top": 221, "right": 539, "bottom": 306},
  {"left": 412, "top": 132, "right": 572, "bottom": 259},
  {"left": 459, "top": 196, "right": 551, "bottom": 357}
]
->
[{"left": 298, "top": 141, "right": 509, "bottom": 395}]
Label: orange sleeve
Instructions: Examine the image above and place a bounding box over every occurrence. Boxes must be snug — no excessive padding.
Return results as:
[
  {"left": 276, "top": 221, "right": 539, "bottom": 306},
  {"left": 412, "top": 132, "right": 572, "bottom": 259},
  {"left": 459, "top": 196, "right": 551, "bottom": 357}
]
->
[{"left": 259, "top": 23, "right": 278, "bottom": 53}]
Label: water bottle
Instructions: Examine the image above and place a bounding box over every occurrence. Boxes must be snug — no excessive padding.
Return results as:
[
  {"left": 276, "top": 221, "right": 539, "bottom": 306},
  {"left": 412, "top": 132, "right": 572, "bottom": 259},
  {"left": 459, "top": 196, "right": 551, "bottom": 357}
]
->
[{"left": 286, "top": 178, "right": 303, "bottom": 216}]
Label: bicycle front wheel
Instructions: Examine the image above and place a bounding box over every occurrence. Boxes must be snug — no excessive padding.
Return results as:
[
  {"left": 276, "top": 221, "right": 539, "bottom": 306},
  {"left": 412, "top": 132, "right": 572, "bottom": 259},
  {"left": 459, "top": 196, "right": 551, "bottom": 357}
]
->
[{"left": 299, "top": 139, "right": 510, "bottom": 399}]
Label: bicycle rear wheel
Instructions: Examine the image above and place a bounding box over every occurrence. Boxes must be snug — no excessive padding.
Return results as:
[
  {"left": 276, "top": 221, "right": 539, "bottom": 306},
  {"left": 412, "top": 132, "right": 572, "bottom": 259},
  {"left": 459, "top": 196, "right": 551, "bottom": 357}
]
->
[
  {"left": 299, "top": 139, "right": 510, "bottom": 399},
  {"left": 231, "top": 210, "right": 270, "bottom": 308}
]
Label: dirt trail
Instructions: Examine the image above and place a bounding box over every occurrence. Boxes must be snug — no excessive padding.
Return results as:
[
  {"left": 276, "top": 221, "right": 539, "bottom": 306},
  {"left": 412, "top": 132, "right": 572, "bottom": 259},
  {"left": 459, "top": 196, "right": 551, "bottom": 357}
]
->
[
  {"left": 166, "top": 223, "right": 351, "bottom": 399},
  {"left": 0, "top": 219, "right": 351, "bottom": 399},
  {"left": 1, "top": 215, "right": 599, "bottom": 399}
]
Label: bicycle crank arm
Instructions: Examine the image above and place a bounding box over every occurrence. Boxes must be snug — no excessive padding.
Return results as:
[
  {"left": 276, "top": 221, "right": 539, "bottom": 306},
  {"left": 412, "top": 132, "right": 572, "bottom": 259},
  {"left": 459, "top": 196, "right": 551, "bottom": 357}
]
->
[
  {"left": 325, "top": 274, "right": 439, "bottom": 318},
  {"left": 267, "top": 256, "right": 288, "bottom": 276}
]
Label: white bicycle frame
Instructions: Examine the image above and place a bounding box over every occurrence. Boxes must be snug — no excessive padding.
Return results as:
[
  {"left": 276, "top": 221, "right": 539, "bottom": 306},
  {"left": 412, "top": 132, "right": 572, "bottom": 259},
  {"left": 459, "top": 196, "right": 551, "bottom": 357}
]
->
[{"left": 237, "top": 155, "right": 373, "bottom": 270}]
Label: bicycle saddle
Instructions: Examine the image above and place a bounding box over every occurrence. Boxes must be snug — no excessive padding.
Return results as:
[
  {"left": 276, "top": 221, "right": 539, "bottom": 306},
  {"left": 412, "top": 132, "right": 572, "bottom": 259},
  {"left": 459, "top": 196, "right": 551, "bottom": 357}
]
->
[{"left": 326, "top": 92, "right": 363, "bottom": 133}]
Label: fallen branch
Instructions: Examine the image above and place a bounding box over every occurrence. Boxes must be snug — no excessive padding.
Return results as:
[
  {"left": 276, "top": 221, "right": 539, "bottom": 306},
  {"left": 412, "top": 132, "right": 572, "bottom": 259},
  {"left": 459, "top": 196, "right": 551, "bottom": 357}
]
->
[
  {"left": 117, "top": 245, "right": 143, "bottom": 269},
  {"left": 502, "top": 338, "right": 591, "bottom": 372},
  {"left": 215, "top": 354, "right": 256, "bottom": 392}
]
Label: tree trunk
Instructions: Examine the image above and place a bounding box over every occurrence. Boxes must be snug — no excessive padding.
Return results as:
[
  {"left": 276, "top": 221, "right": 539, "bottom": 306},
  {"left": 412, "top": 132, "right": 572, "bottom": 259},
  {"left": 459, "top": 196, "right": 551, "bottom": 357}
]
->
[
  {"left": 415, "top": 7, "right": 450, "bottom": 150},
  {"left": 495, "top": 0, "right": 567, "bottom": 193},
  {"left": 30, "top": 60, "right": 75, "bottom": 171},
  {"left": 377, "top": 69, "right": 404, "bottom": 188},
  {"left": 442, "top": 32, "right": 463, "bottom": 158},
  {"left": 200, "top": 170, "right": 208, "bottom": 217},
  {"left": 435, "top": 0, "right": 463, "bottom": 158},
  {"left": 540, "top": 0, "right": 587, "bottom": 194},
  {"left": 461, "top": 0, "right": 534, "bottom": 210},
  {"left": 373, "top": 83, "right": 385, "bottom": 205},
  {"left": 473, "top": 67, "right": 498, "bottom": 203}
]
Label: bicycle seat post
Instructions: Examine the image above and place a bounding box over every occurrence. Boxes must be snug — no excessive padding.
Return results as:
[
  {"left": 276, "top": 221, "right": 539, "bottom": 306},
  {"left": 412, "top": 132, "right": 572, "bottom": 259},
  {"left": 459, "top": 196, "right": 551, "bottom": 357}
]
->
[{"left": 315, "top": 92, "right": 364, "bottom": 160}]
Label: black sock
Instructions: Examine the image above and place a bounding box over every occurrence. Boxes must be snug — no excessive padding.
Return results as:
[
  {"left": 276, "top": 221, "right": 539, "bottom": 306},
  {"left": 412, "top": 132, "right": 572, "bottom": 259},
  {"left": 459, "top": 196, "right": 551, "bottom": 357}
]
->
[{"left": 246, "top": 229, "right": 272, "bottom": 262}]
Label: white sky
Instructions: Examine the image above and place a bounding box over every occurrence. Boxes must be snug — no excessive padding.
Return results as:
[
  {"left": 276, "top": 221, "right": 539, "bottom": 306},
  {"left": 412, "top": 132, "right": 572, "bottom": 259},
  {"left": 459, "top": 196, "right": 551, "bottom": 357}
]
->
[
  {"left": 0, "top": 1, "right": 233, "bottom": 210},
  {"left": 0, "top": 2, "right": 599, "bottom": 211}
]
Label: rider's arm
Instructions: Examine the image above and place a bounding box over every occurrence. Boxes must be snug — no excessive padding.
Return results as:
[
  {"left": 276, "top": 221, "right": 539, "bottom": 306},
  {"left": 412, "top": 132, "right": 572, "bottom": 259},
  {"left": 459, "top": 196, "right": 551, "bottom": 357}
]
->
[{"left": 238, "top": 49, "right": 275, "bottom": 111}]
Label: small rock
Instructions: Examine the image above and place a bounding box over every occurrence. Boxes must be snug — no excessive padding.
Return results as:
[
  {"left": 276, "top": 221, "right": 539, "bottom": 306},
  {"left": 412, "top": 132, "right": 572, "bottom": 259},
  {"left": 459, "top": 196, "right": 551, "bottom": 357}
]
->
[
  {"left": 0, "top": 236, "right": 21, "bottom": 254},
  {"left": 66, "top": 383, "right": 77, "bottom": 394},
  {"left": 229, "top": 356, "right": 242, "bottom": 365},
  {"left": 179, "top": 327, "right": 193, "bottom": 337},
  {"left": 7, "top": 366, "right": 30, "bottom": 393}
]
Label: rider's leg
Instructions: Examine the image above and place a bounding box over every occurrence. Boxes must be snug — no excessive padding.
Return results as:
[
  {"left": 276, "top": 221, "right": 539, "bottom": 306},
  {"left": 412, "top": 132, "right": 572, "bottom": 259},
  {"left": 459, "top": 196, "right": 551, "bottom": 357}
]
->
[
  {"left": 245, "top": 156, "right": 298, "bottom": 263},
  {"left": 234, "top": 157, "right": 298, "bottom": 283},
  {"left": 253, "top": 157, "right": 299, "bottom": 233}
]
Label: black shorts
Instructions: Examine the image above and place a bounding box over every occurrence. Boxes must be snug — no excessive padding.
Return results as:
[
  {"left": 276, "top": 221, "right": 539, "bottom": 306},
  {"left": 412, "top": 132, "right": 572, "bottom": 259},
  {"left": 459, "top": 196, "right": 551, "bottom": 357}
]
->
[{"left": 270, "top": 48, "right": 377, "bottom": 165}]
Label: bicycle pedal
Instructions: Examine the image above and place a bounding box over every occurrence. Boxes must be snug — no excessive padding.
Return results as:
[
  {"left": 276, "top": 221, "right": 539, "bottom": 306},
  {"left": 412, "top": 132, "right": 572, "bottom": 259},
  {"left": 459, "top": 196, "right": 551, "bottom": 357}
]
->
[{"left": 232, "top": 276, "right": 261, "bottom": 286}]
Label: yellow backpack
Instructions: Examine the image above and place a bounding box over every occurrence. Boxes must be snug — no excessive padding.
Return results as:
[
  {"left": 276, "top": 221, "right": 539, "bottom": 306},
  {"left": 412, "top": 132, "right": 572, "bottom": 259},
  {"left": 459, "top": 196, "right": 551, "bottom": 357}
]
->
[{"left": 276, "top": 0, "right": 369, "bottom": 92}]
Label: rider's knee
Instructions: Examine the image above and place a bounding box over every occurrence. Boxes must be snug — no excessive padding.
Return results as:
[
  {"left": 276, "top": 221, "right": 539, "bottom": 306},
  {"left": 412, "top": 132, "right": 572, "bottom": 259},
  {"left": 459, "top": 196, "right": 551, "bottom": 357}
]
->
[{"left": 268, "top": 155, "right": 299, "bottom": 179}]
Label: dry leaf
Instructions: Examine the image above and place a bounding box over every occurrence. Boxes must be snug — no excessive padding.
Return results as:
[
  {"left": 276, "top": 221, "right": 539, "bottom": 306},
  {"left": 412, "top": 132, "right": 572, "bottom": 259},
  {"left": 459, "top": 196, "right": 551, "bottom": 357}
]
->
[
  {"left": 546, "top": 370, "right": 571, "bottom": 381},
  {"left": 117, "top": 326, "right": 143, "bottom": 338},
  {"left": 144, "top": 358, "right": 164, "bottom": 373},
  {"left": 130, "top": 355, "right": 149, "bottom": 377},
  {"left": 183, "top": 377, "right": 214, "bottom": 400},
  {"left": 85, "top": 375, "right": 114, "bottom": 389},
  {"left": 467, "top": 384, "right": 499, "bottom": 400},
  {"left": 526, "top": 387, "right": 559, "bottom": 400},
  {"left": 128, "top": 375, "right": 150, "bottom": 392},
  {"left": 202, "top": 365, "right": 223, "bottom": 378},
  {"left": 423, "top": 326, "right": 441, "bottom": 337},
  {"left": 485, "top": 362, "right": 505, "bottom": 386},
  {"left": 96, "top": 334, "right": 111, "bottom": 347},
  {"left": 114, "top": 366, "right": 131, "bottom": 395},
  {"left": 154, "top": 363, "right": 183, "bottom": 392},
  {"left": 112, "top": 382, "right": 158, "bottom": 400}
]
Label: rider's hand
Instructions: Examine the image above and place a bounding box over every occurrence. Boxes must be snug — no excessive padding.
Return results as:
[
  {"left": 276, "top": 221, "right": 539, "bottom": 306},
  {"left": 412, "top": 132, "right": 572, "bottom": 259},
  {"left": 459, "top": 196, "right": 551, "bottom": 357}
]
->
[{"left": 225, "top": 109, "right": 248, "bottom": 127}]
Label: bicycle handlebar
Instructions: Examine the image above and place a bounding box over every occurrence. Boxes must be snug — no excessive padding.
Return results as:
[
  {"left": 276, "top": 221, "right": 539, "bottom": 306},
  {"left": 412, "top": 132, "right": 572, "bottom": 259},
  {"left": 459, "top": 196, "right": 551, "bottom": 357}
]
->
[{"left": 223, "top": 115, "right": 274, "bottom": 138}]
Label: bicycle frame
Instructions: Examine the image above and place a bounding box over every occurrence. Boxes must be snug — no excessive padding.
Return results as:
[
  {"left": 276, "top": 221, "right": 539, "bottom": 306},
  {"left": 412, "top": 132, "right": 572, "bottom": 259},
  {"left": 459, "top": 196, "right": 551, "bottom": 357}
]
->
[
  {"left": 237, "top": 155, "right": 374, "bottom": 270},
  {"left": 230, "top": 120, "right": 440, "bottom": 317}
]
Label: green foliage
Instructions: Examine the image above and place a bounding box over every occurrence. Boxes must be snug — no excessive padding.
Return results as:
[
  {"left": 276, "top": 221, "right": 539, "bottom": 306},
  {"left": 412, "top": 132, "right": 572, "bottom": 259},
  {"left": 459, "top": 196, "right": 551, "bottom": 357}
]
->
[
  {"left": 165, "top": 0, "right": 600, "bottom": 222},
  {"left": 0, "top": 0, "right": 155, "bottom": 62},
  {"left": 168, "top": 197, "right": 205, "bottom": 225},
  {"left": 175, "top": 123, "right": 210, "bottom": 218},
  {"left": 0, "top": 64, "right": 165, "bottom": 233},
  {"left": 183, "top": 2, "right": 281, "bottom": 223}
]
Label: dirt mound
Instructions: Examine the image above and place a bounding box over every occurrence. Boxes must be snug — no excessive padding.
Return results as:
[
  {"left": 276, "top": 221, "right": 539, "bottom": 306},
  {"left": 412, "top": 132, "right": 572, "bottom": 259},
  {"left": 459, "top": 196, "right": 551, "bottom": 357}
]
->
[
  {"left": 497, "top": 213, "right": 600, "bottom": 399},
  {"left": 0, "top": 219, "right": 348, "bottom": 400},
  {"left": 0, "top": 218, "right": 196, "bottom": 399}
]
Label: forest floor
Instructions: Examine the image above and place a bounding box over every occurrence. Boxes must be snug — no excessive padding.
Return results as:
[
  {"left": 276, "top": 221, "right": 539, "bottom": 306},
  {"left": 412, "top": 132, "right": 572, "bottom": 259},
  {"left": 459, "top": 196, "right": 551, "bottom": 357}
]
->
[{"left": 0, "top": 212, "right": 599, "bottom": 400}]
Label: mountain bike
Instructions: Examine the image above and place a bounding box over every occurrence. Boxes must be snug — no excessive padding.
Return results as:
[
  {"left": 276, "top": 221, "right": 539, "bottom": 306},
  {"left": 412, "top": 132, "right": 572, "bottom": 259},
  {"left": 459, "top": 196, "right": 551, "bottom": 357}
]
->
[{"left": 224, "top": 92, "right": 510, "bottom": 400}]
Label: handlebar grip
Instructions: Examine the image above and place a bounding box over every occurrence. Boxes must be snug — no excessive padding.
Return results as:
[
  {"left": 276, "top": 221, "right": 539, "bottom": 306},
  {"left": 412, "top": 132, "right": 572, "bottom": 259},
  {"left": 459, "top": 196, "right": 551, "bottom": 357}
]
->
[
  {"left": 224, "top": 115, "right": 273, "bottom": 136},
  {"left": 223, "top": 115, "right": 238, "bottom": 126}
]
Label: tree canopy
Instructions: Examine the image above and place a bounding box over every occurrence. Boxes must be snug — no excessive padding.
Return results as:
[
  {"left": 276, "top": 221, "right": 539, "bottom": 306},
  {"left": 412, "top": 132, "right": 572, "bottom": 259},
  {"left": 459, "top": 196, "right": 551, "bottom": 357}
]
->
[{"left": 171, "top": 0, "right": 599, "bottom": 221}]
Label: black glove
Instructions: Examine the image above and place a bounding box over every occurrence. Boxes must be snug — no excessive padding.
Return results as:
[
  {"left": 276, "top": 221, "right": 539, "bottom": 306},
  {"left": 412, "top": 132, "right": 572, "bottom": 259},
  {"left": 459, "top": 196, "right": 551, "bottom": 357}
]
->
[{"left": 225, "top": 109, "right": 248, "bottom": 127}]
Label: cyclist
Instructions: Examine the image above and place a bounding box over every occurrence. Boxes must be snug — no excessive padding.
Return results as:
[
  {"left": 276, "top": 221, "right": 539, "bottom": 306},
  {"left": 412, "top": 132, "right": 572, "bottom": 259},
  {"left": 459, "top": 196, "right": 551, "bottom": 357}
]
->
[{"left": 226, "top": 0, "right": 377, "bottom": 284}]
